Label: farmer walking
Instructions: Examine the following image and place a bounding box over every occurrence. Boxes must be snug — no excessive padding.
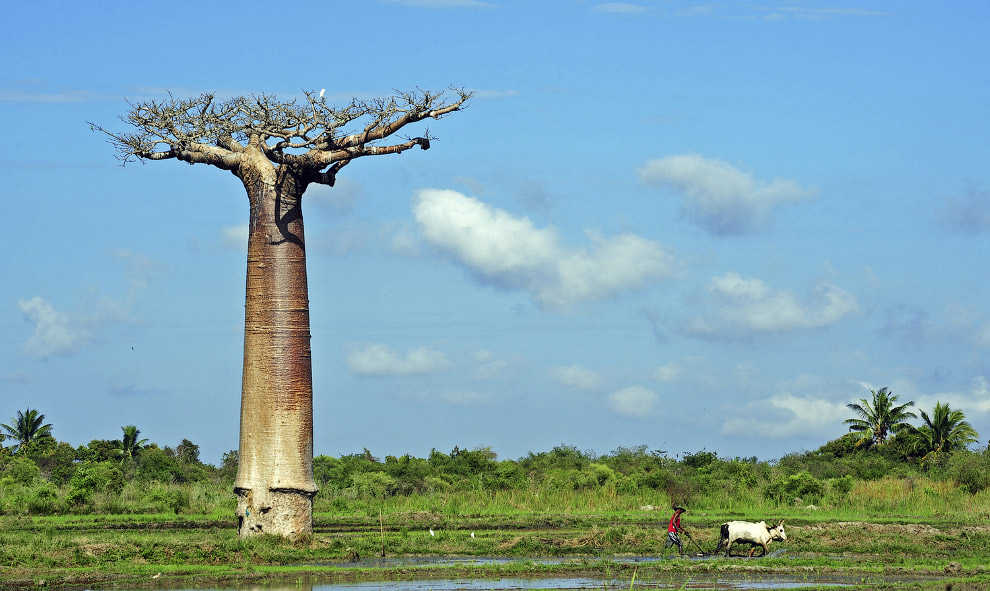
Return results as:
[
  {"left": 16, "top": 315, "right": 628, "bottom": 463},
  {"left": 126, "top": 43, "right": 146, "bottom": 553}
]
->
[{"left": 664, "top": 505, "right": 687, "bottom": 556}]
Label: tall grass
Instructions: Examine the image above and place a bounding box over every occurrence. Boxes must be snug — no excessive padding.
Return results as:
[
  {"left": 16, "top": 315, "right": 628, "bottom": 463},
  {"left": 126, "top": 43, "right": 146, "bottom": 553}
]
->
[{"left": 3, "top": 472, "right": 988, "bottom": 524}]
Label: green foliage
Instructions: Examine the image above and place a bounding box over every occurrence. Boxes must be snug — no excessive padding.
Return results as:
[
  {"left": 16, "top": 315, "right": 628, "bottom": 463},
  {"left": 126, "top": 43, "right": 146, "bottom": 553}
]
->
[
  {"left": 173, "top": 438, "right": 201, "bottom": 464},
  {"left": 145, "top": 483, "right": 190, "bottom": 514},
  {"left": 519, "top": 445, "right": 595, "bottom": 475},
  {"left": 941, "top": 450, "right": 990, "bottom": 494},
  {"left": 35, "top": 441, "right": 78, "bottom": 485},
  {"left": 681, "top": 449, "right": 718, "bottom": 469},
  {"left": 814, "top": 433, "right": 861, "bottom": 459},
  {"left": 1, "top": 407, "right": 54, "bottom": 452},
  {"left": 844, "top": 387, "right": 917, "bottom": 447},
  {"left": 67, "top": 461, "right": 125, "bottom": 506},
  {"left": 314, "top": 454, "right": 349, "bottom": 489},
  {"left": 120, "top": 425, "right": 149, "bottom": 462},
  {"left": 830, "top": 474, "right": 855, "bottom": 496},
  {"left": 765, "top": 471, "right": 826, "bottom": 503},
  {"left": 2, "top": 455, "right": 41, "bottom": 486},
  {"left": 910, "top": 402, "right": 980, "bottom": 466},
  {"left": 218, "top": 449, "right": 238, "bottom": 483},
  {"left": 77, "top": 438, "right": 122, "bottom": 463},
  {"left": 136, "top": 446, "right": 183, "bottom": 482},
  {"left": 348, "top": 471, "right": 396, "bottom": 499},
  {"left": 26, "top": 481, "right": 60, "bottom": 515}
]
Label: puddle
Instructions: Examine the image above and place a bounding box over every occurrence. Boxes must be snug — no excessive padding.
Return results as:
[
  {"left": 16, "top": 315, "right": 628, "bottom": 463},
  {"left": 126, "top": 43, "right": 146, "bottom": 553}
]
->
[
  {"left": 316, "top": 551, "right": 783, "bottom": 569},
  {"left": 125, "top": 553, "right": 934, "bottom": 591},
  {"left": 286, "top": 575, "right": 849, "bottom": 590},
  {"left": 132, "top": 573, "right": 856, "bottom": 591}
]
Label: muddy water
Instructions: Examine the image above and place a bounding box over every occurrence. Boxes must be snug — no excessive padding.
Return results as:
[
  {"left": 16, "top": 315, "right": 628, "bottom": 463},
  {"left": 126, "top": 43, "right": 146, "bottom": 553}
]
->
[
  {"left": 319, "top": 549, "right": 786, "bottom": 569},
  {"left": 139, "top": 573, "right": 857, "bottom": 591},
  {"left": 134, "top": 554, "right": 879, "bottom": 591},
  {"left": 258, "top": 574, "right": 850, "bottom": 590}
]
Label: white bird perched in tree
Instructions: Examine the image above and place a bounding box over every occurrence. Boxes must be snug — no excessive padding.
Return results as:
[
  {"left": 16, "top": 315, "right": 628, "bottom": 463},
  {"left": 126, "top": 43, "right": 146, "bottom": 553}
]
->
[{"left": 319, "top": 88, "right": 325, "bottom": 98}]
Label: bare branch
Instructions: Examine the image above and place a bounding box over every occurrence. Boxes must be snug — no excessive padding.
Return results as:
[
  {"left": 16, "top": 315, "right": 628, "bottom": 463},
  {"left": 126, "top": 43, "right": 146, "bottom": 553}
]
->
[
  {"left": 313, "top": 159, "right": 351, "bottom": 187},
  {"left": 93, "top": 87, "right": 472, "bottom": 175}
]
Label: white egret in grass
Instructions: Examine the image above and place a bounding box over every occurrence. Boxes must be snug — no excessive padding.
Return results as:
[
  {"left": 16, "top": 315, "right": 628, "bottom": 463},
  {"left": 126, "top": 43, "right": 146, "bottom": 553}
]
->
[
  {"left": 429, "top": 528, "right": 435, "bottom": 536},
  {"left": 470, "top": 531, "right": 475, "bottom": 538}
]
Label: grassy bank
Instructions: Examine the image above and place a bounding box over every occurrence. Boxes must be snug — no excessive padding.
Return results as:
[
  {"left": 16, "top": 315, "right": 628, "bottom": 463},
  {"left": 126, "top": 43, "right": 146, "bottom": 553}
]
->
[
  {"left": 4, "top": 440, "right": 990, "bottom": 589},
  {"left": 3, "top": 481, "right": 990, "bottom": 590}
]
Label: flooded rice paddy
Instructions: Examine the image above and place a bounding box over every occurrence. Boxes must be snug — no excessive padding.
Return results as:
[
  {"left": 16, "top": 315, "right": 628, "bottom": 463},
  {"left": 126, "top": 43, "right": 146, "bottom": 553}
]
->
[
  {"left": 133, "top": 573, "right": 862, "bottom": 591},
  {"left": 121, "top": 554, "right": 939, "bottom": 591}
]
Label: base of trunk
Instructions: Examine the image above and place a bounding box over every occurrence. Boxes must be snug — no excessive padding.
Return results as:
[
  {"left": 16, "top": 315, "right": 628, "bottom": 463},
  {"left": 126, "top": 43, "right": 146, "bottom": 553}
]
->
[{"left": 235, "top": 487, "right": 315, "bottom": 538}]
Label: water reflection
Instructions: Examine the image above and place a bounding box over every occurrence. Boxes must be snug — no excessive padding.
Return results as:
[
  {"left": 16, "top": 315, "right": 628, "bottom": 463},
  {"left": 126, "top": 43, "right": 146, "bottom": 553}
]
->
[{"left": 138, "top": 572, "right": 854, "bottom": 591}]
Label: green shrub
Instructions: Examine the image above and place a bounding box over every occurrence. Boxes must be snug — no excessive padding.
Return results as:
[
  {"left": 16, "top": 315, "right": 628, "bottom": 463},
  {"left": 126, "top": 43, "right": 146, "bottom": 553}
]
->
[
  {"left": 349, "top": 471, "right": 396, "bottom": 499},
  {"left": 136, "top": 447, "right": 183, "bottom": 482},
  {"left": 765, "top": 471, "right": 826, "bottom": 503},
  {"left": 146, "top": 484, "right": 190, "bottom": 514},
  {"left": 1, "top": 456, "right": 40, "bottom": 486},
  {"left": 830, "top": 474, "right": 855, "bottom": 496},
  {"left": 26, "top": 482, "right": 60, "bottom": 515},
  {"left": 943, "top": 452, "right": 990, "bottom": 494},
  {"left": 588, "top": 462, "right": 617, "bottom": 487},
  {"left": 67, "top": 461, "right": 124, "bottom": 506}
]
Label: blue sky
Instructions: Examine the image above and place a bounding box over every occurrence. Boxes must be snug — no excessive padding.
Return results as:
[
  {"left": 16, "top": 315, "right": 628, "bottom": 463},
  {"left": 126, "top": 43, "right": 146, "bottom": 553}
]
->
[{"left": 2, "top": 1, "right": 989, "bottom": 466}]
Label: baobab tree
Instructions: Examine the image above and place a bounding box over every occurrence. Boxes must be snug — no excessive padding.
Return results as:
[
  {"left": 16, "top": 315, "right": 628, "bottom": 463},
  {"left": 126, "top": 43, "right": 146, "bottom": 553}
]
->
[{"left": 93, "top": 88, "right": 471, "bottom": 538}]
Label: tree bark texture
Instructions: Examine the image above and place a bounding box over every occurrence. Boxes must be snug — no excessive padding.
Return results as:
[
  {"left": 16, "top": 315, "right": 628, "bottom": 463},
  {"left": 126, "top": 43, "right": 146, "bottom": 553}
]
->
[{"left": 233, "top": 148, "right": 317, "bottom": 537}]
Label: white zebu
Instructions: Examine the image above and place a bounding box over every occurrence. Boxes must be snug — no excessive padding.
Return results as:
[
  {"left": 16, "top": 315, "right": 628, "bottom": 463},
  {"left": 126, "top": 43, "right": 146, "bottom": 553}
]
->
[{"left": 715, "top": 520, "right": 786, "bottom": 557}]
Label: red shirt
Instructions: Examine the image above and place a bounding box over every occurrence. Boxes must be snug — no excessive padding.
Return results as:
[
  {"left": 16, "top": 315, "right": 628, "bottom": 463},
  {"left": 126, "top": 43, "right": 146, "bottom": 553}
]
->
[{"left": 668, "top": 512, "right": 681, "bottom": 533}]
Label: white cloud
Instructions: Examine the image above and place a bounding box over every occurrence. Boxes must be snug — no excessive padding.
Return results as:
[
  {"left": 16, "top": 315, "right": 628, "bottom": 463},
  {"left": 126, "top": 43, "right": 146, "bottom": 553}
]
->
[
  {"left": 18, "top": 297, "right": 90, "bottom": 358},
  {"left": 608, "top": 385, "right": 658, "bottom": 417},
  {"left": 435, "top": 388, "right": 493, "bottom": 405},
  {"left": 413, "top": 189, "right": 677, "bottom": 309},
  {"left": 551, "top": 364, "right": 606, "bottom": 392},
  {"left": 473, "top": 349, "right": 521, "bottom": 380},
  {"left": 347, "top": 344, "right": 451, "bottom": 376},
  {"left": 393, "top": 385, "right": 493, "bottom": 406},
  {"left": 305, "top": 177, "right": 363, "bottom": 216},
  {"left": 761, "top": 6, "right": 889, "bottom": 20},
  {"left": 593, "top": 3, "right": 652, "bottom": 14},
  {"left": 221, "top": 225, "right": 248, "bottom": 251},
  {"left": 722, "top": 392, "right": 849, "bottom": 439},
  {"left": 915, "top": 376, "right": 990, "bottom": 416},
  {"left": 685, "top": 272, "right": 858, "bottom": 337},
  {"left": 1, "top": 369, "right": 34, "bottom": 384},
  {"left": 386, "top": 0, "right": 492, "bottom": 6},
  {"left": 654, "top": 362, "right": 680, "bottom": 383},
  {"left": 881, "top": 302, "right": 990, "bottom": 349},
  {"left": 386, "top": 222, "right": 422, "bottom": 257},
  {"left": 17, "top": 252, "right": 155, "bottom": 359},
  {"left": 638, "top": 153, "right": 815, "bottom": 235}
]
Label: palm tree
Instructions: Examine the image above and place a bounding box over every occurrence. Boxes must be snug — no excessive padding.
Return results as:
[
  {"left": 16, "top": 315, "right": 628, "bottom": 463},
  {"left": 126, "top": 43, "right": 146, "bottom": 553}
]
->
[
  {"left": 844, "top": 387, "right": 917, "bottom": 447},
  {"left": 0, "top": 408, "right": 54, "bottom": 452},
  {"left": 120, "top": 425, "right": 149, "bottom": 462},
  {"left": 912, "top": 402, "right": 979, "bottom": 463}
]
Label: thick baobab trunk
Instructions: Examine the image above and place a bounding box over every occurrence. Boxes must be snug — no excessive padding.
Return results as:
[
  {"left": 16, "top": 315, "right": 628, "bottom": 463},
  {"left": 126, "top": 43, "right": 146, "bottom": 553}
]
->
[{"left": 233, "top": 151, "right": 317, "bottom": 538}]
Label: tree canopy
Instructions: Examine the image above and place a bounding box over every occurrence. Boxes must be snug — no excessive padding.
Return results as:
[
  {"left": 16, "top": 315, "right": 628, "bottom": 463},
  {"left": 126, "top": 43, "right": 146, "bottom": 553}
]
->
[
  {"left": 844, "top": 387, "right": 917, "bottom": 447},
  {"left": 912, "top": 401, "right": 979, "bottom": 463},
  {"left": 1, "top": 408, "right": 54, "bottom": 451},
  {"left": 91, "top": 88, "right": 472, "bottom": 187}
]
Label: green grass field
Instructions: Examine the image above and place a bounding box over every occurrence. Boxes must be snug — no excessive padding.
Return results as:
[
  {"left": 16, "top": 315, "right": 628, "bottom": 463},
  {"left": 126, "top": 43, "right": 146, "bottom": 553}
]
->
[{"left": 2, "top": 478, "right": 990, "bottom": 590}]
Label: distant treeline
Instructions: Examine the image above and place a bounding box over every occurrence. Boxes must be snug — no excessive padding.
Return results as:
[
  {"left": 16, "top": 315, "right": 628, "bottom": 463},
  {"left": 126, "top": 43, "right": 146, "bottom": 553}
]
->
[{"left": 1, "top": 424, "right": 989, "bottom": 517}]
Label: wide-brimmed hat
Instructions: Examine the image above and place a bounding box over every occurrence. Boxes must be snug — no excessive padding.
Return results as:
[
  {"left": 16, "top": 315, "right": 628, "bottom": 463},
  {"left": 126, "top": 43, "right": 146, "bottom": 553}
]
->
[{"left": 673, "top": 505, "right": 686, "bottom": 511}]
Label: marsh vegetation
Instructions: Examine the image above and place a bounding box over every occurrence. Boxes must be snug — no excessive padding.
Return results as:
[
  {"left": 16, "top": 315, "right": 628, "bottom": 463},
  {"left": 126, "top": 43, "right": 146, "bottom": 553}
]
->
[{"left": 2, "top": 434, "right": 990, "bottom": 589}]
